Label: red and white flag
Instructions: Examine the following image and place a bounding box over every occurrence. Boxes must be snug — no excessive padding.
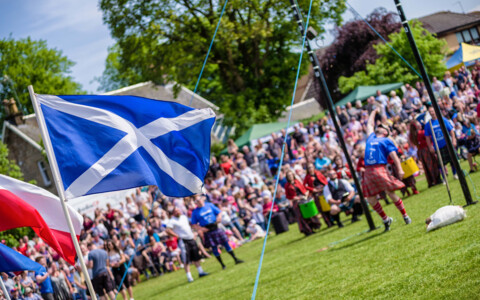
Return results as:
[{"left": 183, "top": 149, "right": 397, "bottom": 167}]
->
[{"left": 0, "top": 174, "right": 83, "bottom": 265}]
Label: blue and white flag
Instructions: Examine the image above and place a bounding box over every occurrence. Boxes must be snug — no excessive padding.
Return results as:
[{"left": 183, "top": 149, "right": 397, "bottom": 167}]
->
[{"left": 34, "top": 94, "right": 216, "bottom": 199}]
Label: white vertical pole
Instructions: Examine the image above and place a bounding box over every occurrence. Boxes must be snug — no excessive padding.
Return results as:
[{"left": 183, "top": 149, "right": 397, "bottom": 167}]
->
[
  {"left": 28, "top": 86, "right": 97, "bottom": 300},
  {"left": 0, "top": 277, "right": 11, "bottom": 300}
]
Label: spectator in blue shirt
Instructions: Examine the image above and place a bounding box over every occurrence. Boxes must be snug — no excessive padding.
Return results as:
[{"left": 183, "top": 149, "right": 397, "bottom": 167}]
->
[{"left": 34, "top": 257, "right": 54, "bottom": 300}]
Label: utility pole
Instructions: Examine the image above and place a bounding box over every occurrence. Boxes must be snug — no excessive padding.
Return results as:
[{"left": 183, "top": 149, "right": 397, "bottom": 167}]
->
[{"left": 289, "top": 0, "right": 377, "bottom": 230}]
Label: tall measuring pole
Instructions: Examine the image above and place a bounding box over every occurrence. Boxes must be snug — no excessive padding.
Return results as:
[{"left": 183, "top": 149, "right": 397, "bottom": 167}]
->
[
  {"left": 289, "top": 0, "right": 376, "bottom": 230},
  {"left": 394, "top": 0, "right": 476, "bottom": 206}
]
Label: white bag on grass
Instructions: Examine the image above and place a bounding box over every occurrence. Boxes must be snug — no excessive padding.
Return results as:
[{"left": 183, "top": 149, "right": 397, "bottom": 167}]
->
[{"left": 426, "top": 205, "right": 466, "bottom": 232}]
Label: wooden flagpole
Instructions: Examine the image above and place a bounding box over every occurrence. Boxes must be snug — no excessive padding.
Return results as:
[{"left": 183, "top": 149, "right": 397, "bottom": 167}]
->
[{"left": 28, "top": 86, "right": 97, "bottom": 300}]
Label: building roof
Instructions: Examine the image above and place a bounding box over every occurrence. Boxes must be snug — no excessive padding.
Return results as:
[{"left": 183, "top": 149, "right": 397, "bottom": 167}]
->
[
  {"left": 418, "top": 11, "right": 480, "bottom": 35},
  {"left": 103, "top": 81, "right": 219, "bottom": 111}
]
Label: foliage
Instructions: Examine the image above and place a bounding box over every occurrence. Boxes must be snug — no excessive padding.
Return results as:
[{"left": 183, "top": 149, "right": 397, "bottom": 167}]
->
[
  {"left": 315, "top": 8, "right": 401, "bottom": 105},
  {"left": 0, "top": 37, "right": 83, "bottom": 118},
  {"left": 0, "top": 228, "right": 34, "bottom": 248},
  {"left": 210, "top": 141, "right": 226, "bottom": 157},
  {"left": 0, "top": 141, "right": 24, "bottom": 180},
  {"left": 130, "top": 161, "right": 480, "bottom": 299},
  {"left": 339, "top": 21, "right": 447, "bottom": 94},
  {"left": 0, "top": 141, "right": 34, "bottom": 247},
  {"left": 98, "top": 0, "right": 347, "bottom": 134}
]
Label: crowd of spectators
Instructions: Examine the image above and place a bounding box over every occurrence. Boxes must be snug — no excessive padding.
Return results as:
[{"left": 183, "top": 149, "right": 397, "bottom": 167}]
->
[{"left": 1, "top": 62, "right": 480, "bottom": 300}]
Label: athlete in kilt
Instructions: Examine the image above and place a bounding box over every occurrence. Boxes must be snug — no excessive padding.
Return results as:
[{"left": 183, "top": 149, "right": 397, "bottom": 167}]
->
[
  {"left": 166, "top": 207, "right": 209, "bottom": 282},
  {"left": 363, "top": 108, "right": 411, "bottom": 231},
  {"left": 191, "top": 196, "right": 244, "bottom": 269}
]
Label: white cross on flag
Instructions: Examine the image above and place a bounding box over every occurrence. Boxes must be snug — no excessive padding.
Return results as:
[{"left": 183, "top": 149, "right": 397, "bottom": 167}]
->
[{"left": 33, "top": 94, "right": 216, "bottom": 199}]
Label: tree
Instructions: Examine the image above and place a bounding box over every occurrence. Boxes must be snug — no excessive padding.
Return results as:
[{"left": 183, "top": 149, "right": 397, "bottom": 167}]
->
[
  {"left": 313, "top": 8, "right": 401, "bottom": 105},
  {"left": 0, "top": 37, "right": 83, "bottom": 118},
  {"left": 0, "top": 141, "right": 35, "bottom": 247},
  {"left": 338, "top": 21, "right": 447, "bottom": 94},
  {"left": 98, "top": 0, "right": 347, "bottom": 134}
]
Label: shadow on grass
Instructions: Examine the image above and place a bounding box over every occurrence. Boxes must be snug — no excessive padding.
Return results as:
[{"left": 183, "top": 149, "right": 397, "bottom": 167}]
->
[{"left": 327, "top": 230, "right": 384, "bottom": 252}]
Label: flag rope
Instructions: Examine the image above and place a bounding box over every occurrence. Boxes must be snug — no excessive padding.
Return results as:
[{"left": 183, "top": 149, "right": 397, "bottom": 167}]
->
[
  {"left": 189, "top": 0, "right": 229, "bottom": 107},
  {"left": 250, "top": 0, "right": 314, "bottom": 298}
]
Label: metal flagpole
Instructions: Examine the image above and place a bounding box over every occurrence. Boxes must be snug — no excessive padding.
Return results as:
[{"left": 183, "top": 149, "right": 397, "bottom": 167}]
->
[
  {"left": 28, "top": 86, "right": 98, "bottom": 300},
  {"left": 289, "top": 0, "right": 377, "bottom": 230},
  {"left": 0, "top": 277, "right": 11, "bottom": 300},
  {"left": 428, "top": 119, "right": 453, "bottom": 204},
  {"left": 394, "top": 0, "right": 476, "bottom": 206}
]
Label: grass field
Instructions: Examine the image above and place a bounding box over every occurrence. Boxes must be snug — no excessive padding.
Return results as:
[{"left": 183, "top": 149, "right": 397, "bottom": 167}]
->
[{"left": 129, "top": 165, "right": 480, "bottom": 299}]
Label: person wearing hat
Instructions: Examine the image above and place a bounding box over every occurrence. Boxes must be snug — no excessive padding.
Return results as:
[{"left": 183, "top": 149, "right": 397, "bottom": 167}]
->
[
  {"left": 166, "top": 207, "right": 209, "bottom": 282},
  {"left": 363, "top": 108, "right": 411, "bottom": 231},
  {"left": 191, "top": 196, "right": 244, "bottom": 269},
  {"left": 24, "top": 287, "right": 41, "bottom": 300},
  {"left": 246, "top": 219, "right": 265, "bottom": 241}
]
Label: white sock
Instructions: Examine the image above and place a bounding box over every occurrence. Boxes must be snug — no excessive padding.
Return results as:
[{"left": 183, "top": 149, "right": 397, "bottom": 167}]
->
[
  {"left": 187, "top": 272, "right": 193, "bottom": 280},
  {"left": 197, "top": 266, "right": 204, "bottom": 273}
]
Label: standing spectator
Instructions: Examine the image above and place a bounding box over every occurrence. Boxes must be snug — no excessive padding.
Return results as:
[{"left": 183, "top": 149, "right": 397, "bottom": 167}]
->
[
  {"left": 424, "top": 106, "right": 458, "bottom": 180},
  {"left": 409, "top": 120, "right": 441, "bottom": 187},
  {"left": 284, "top": 170, "right": 321, "bottom": 236},
  {"left": 34, "top": 257, "right": 54, "bottom": 300},
  {"left": 88, "top": 243, "right": 116, "bottom": 300},
  {"left": 303, "top": 163, "right": 332, "bottom": 227},
  {"left": 106, "top": 240, "right": 134, "bottom": 300}
]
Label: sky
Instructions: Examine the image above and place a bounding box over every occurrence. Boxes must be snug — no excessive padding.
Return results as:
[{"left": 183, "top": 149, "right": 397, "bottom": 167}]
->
[{"left": 0, "top": 0, "right": 479, "bottom": 93}]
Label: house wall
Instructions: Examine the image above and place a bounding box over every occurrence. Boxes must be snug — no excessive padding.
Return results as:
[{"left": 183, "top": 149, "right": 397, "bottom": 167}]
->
[
  {"left": 4, "top": 132, "right": 56, "bottom": 194},
  {"left": 278, "top": 98, "right": 323, "bottom": 122},
  {"left": 442, "top": 33, "right": 461, "bottom": 52}
]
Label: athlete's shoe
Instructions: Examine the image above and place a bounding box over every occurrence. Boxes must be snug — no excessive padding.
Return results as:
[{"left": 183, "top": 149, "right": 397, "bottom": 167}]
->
[
  {"left": 383, "top": 217, "right": 393, "bottom": 232},
  {"left": 235, "top": 259, "right": 245, "bottom": 264},
  {"left": 404, "top": 216, "right": 412, "bottom": 225},
  {"left": 199, "top": 272, "right": 209, "bottom": 278}
]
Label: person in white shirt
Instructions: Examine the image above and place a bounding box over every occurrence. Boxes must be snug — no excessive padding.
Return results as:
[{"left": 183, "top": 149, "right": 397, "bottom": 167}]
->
[
  {"left": 246, "top": 219, "right": 265, "bottom": 240},
  {"left": 165, "top": 208, "right": 208, "bottom": 283}
]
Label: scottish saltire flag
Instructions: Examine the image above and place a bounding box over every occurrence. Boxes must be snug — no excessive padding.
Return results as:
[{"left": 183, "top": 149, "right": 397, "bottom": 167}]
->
[{"left": 34, "top": 94, "right": 216, "bottom": 199}]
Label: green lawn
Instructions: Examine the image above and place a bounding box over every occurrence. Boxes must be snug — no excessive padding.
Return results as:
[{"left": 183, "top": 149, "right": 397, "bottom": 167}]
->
[{"left": 129, "top": 165, "right": 480, "bottom": 299}]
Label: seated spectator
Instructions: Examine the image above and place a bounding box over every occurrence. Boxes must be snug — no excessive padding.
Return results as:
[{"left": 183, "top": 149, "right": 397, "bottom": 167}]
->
[
  {"left": 314, "top": 150, "right": 331, "bottom": 170},
  {"left": 246, "top": 220, "right": 266, "bottom": 241},
  {"left": 323, "top": 169, "right": 362, "bottom": 227}
]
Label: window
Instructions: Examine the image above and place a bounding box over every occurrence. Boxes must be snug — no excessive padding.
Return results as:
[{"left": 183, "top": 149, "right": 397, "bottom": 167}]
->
[
  {"left": 455, "top": 27, "right": 480, "bottom": 44},
  {"left": 462, "top": 29, "right": 472, "bottom": 42},
  {"left": 456, "top": 32, "right": 464, "bottom": 43},
  {"left": 37, "top": 161, "right": 52, "bottom": 186},
  {"left": 470, "top": 28, "right": 479, "bottom": 41}
]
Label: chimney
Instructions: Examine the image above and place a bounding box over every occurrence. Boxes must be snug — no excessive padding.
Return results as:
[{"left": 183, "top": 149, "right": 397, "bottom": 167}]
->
[{"left": 3, "top": 98, "right": 23, "bottom": 125}]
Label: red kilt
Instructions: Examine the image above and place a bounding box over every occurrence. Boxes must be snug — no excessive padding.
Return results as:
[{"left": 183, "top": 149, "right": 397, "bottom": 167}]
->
[{"left": 362, "top": 164, "right": 405, "bottom": 197}]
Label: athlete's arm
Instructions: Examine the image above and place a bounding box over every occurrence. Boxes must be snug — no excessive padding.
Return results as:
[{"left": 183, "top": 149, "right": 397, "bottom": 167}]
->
[{"left": 367, "top": 108, "right": 379, "bottom": 135}]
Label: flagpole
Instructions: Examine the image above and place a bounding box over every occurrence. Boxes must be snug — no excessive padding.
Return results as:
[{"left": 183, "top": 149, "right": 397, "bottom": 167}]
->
[
  {"left": 28, "top": 86, "right": 98, "bottom": 300},
  {"left": 0, "top": 277, "right": 11, "bottom": 300}
]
